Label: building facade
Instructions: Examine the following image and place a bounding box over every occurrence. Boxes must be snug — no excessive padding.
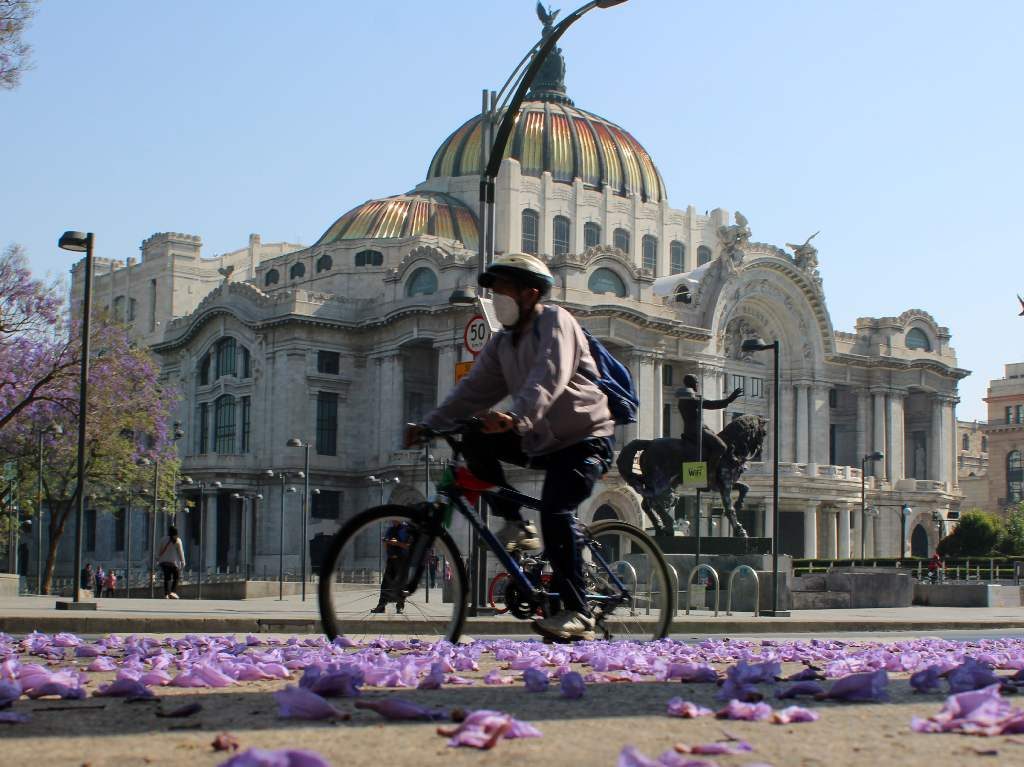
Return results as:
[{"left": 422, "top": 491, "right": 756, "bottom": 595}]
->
[
  {"left": 982, "top": 363, "right": 1024, "bottom": 512},
  {"left": 62, "top": 38, "right": 969, "bottom": 579},
  {"left": 957, "top": 419, "right": 989, "bottom": 511}
]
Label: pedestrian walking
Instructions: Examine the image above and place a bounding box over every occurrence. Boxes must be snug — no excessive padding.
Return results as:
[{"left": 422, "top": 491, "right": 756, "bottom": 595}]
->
[
  {"left": 156, "top": 526, "right": 186, "bottom": 599},
  {"left": 106, "top": 569, "right": 118, "bottom": 597},
  {"left": 80, "top": 563, "right": 94, "bottom": 596},
  {"left": 370, "top": 521, "right": 412, "bottom": 614},
  {"left": 95, "top": 566, "right": 106, "bottom": 598}
]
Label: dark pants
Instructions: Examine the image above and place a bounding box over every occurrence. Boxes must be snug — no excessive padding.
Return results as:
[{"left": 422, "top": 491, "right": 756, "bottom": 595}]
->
[
  {"left": 160, "top": 563, "right": 180, "bottom": 596},
  {"left": 376, "top": 557, "right": 406, "bottom": 609},
  {"left": 461, "top": 430, "right": 613, "bottom": 615}
]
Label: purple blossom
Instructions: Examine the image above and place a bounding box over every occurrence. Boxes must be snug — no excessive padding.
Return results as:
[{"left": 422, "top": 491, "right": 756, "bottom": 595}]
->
[
  {"left": 218, "top": 748, "right": 332, "bottom": 767},
  {"left": 909, "top": 665, "right": 944, "bottom": 693},
  {"left": 946, "top": 658, "right": 1002, "bottom": 694},
  {"left": 94, "top": 679, "right": 154, "bottom": 699},
  {"left": 784, "top": 666, "right": 823, "bottom": 681},
  {"left": 772, "top": 706, "right": 820, "bottom": 724},
  {"left": 911, "top": 684, "right": 1022, "bottom": 736},
  {"left": 616, "top": 745, "right": 713, "bottom": 767},
  {"left": 823, "top": 669, "right": 889, "bottom": 702},
  {"left": 676, "top": 740, "right": 753, "bottom": 755},
  {"left": 483, "top": 669, "right": 516, "bottom": 685},
  {"left": 439, "top": 709, "right": 541, "bottom": 749},
  {"left": 560, "top": 671, "right": 586, "bottom": 699},
  {"left": 523, "top": 668, "right": 550, "bottom": 692},
  {"left": 274, "top": 686, "right": 349, "bottom": 721},
  {"left": 666, "top": 697, "right": 713, "bottom": 718},
  {"left": 0, "top": 679, "right": 21, "bottom": 708},
  {"left": 716, "top": 699, "right": 774, "bottom": 721},
  {"left": 417, "top": 662, "right": 444, "bottom": 690}
]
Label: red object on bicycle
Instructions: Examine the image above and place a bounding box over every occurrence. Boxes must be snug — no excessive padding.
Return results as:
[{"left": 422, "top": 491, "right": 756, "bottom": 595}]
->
[{"left": 454, "top": 465, "right": 495, "bottom": 505}]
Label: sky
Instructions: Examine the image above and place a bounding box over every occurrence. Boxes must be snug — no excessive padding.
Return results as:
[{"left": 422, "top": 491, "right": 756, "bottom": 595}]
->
[{"left": 2, "top": 0, "right": 1022, "bottom": 421}]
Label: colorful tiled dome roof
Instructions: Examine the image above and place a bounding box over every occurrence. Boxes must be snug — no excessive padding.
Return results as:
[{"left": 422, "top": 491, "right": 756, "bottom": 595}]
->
[
  {"left": 427, "top": 99, "right": 667, "bottom": 203},
  {"left": 316, "top": 191, "right": 478, "bottom": 251}
]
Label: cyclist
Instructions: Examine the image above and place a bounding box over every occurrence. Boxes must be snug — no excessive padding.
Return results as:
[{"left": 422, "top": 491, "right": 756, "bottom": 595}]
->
[{"left": 405, "top": 253, "right": 614, "bottom": 641}]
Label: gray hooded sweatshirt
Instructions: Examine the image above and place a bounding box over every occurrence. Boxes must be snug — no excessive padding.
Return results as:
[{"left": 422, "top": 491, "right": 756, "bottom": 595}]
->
[{"left": 422, "top": 304, "right": 614, "bottom": 456}]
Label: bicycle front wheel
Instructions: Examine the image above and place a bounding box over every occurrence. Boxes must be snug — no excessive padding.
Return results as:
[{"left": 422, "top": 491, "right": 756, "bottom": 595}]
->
[
  {"left": 584, "top": 520, "right": 675, "bottom": 641},
  {"left": 318, "top": 505, "right": 469, "bottom": 642}
]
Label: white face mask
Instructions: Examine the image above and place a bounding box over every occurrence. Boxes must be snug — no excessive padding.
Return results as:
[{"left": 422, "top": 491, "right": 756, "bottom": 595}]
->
[{"left": 492, "top": 293, "right": 521, "bottom": 327}]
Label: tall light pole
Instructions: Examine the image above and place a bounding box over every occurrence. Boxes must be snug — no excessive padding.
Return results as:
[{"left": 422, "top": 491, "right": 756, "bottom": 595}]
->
[
  {"left": 368, "top": 475, "right": 399, "bottom": 582},
  {"left": 181, "top": 477, "right": 221, "bottom": 598},
  {"left": 741, "top": 338, "right": 786, "bottom": 616},
  {"left": 286, "top": 438, "right": 311, "bottom": 601},
  {"left": 36, "top": 422, "right": 62, "bottom": 594},
  {"left": 57, "top": 231, "right": 95, "bottom": 610},
  {"left": 266, "top": 469, "right": 300, "bottom": 601},
  {"left": 860, "top": 451, "right": 884, "bottom": 558},
  {"left": 900, "top": 504, "right": 913, "bottom": 560}
]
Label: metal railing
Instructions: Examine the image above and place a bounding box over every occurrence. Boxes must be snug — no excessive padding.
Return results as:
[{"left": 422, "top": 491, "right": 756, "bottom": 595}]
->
[{"left": 609, "top": 560, "right": 638, "bottom": 616}]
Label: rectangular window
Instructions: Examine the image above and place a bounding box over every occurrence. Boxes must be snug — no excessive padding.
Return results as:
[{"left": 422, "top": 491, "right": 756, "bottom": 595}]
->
[
  {"left": 662, "top": 364, "right": 673, "bottom": 387},
  {"left": 127, "top": 297, "right": 137, "bottom": 322},
  {"left": 662, "top": 403, "right": 672, "bottom": 438},
  {"left": 317, "top": 392, "right": 338, "bottom": 456},
  {"left": 750, "top": 377, "right": 763, "bottom": 398},
  {"left": 197, "top": 403, "right": 209, "bottom": 455},
  {"left": 216, "top": 338, "right": 236, "bottom": 378},
  {"left": 317, "top": 350, "right": 340, "bottom": 374},
  {"left": 1017, "top": 404, "right": 1024, "bottom": 424},
  {"left": 311, "top": 490, "right": 342, "bottom": 520},
  {"left": 85, "top": 508, "right": 97, "bottom": 551},
  {"left": 149, "top": 279, "right": 157, "bottom": 331},
  {"left": 584, "top": 222, "right": 601, "bottom": 249},
  {"left": 240, "top": 396, "right": 251, "bottom": 453},
  {"left": 1007, "top": 406, "right": 1014, "bottom": 425},
  {"left": 553, "top": 216, "right": 570, "bottom": 256},
  {"left": 114, "top": 508, "right": 125, "bottom": 552},
  {"left": 241, "top": 347, "right": 251, "bottom": 378},
  {"left": 828, "top": 388, "right": 837, "bottom": 408},
  {"left": 214, "top": 396, "right": 236, "bottom": 454},
  {"left": 731, "top": 374, "right": 746, "bottom": 394}
]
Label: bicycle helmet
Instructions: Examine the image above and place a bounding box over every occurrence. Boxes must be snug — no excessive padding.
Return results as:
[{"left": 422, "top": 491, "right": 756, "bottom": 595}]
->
[{"left": 478, "top": 253, "right": 555, "bottom": 294}]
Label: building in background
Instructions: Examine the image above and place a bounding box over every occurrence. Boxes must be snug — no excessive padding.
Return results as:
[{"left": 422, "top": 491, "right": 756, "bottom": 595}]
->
[{"left": 982, "top": 363, "right": 1024, "bottom": 513}]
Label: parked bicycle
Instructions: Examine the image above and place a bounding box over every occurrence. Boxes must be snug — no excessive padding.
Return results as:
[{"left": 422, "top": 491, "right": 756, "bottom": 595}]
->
[{"left": 318, "top": 421, "right": 675, "bottom": 643}]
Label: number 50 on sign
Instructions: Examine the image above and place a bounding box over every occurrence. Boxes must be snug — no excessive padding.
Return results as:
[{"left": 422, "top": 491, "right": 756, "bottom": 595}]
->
[{"left": 463, "top": 315, "right": 490, "bottom": 356}]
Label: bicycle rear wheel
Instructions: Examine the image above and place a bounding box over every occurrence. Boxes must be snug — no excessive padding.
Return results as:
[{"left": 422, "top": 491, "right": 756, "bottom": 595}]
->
[
  {"left": 583, "top": 520, "right": 675, "bottom": 641},
  {"left": 488, "top": 571, "right": 511, "bottom": 615},
  {"left": 318, "top": 505, "right": 469, "bottom": 642}
]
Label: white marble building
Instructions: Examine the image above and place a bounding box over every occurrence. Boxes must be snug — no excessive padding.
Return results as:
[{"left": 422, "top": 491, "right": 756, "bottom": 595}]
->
[{"left": 66, "top": 46, "right": 966, "bottom": 578}]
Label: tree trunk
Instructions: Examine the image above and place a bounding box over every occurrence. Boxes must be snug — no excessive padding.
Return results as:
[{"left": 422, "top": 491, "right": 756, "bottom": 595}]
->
[{"left": 42, "top": 502, "right": 70, "bottom": 595}]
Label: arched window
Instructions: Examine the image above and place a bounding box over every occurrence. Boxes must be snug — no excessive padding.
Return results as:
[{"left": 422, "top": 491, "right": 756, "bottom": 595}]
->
[
  {"left": 588, "top": 268, "right": 628, "bottom": 297},
  {"left": 906, "top": 327, "right": 932, "bottom": 351},
  {"left": 613, "top": 227, "right": 630, "bottom": 254},
  {"left": 215, "top": 337, "right": 236, "bottom": 378},
  {"left": 962, "top": 433, "right": 970, "bottom": 451},
  {"left": 553, "top": 215, "right": 570, "bottom": 256},
  {"left": 406, "top": 267, "right": 438, "bottom": 297},
  {"left": 355, "top": 250, "right": 383, "bottom": 267},
  {"left": 982, "top": 436, "right": 988, "bottom": 452},
  {"left": 214, "top": 394, "right": 236, "bottom": 454},
  {"left": 521, "top": 209, "right": 539, "bottom": 254},
  {"left": 289, "top": 262, "right": 306, "bottom": 279},
  {"left": 264, "top": 269, "right": 279, "bottom": 286},
  {"left": 1008, "top": 450, "right": 1023, "bottom": 504},
  {"left": 584, "top": 222, "right": 601, "bottom": 249},
  {"left": 670, "top": 241, "right": 685, "bottom": 274},
  {"left": 674, "top": 284, "right": 692, "bottom": 304},
  {"left": 316, "top": 254, "right": 333, "bottom": 273},
  {"left": 697, "top": 245, "right": 712, "bottom": 265},
  {"left": 642, "top": 235, "right": 658, "bottom": 274},
  {"left": 199, "top": 354, "right": 211, "bottom": 386}
]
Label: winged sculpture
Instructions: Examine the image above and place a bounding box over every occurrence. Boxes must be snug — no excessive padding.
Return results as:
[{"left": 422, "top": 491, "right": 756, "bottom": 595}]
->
[{"left": 536, "top": 2, "right": 560, "bottom": 33}]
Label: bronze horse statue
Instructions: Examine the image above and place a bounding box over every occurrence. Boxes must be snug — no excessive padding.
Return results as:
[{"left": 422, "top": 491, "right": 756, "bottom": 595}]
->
[{"left": 616, "top": 414, "right": 768, "bottom": 538}]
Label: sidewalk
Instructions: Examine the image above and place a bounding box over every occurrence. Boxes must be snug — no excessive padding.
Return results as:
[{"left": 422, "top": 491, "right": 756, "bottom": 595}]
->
[{"left": 1, "top": 594, "right": 1023, "bottom": 635}]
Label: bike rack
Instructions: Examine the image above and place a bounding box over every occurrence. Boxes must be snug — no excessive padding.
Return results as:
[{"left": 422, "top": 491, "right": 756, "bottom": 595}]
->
[
  {"left": 684, "top": 563, "right": 720, "bottom": 617},
  {"left": 609, "top": 560, "right": 638, "bottom": 615},
  {"left": 725, "top": 565, "right": 760, "bottom": 617},
  {"left": 666, "top": 564, "right": 679, "bottom": 616}
]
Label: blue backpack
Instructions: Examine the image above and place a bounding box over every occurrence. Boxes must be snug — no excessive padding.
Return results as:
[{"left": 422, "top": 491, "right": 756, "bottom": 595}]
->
[{"left": 580, "top": 329, "right": 639, "bottom": 425}]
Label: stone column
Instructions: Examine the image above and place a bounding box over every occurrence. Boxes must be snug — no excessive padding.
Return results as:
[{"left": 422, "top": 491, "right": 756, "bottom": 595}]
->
[
  {"left": 949, "top": 397, "right": 960, "bottom": 490},
  {"left": 803, "top": 501, "right": 818, "bottom": 558},
  {"left": 856, "top": 389, "right": 870, "bottom": 464},
  {"left": 936, "top": 395, "right": 955, "bottom": 486},
  {"left": 929, "top": 395, "right": 943, "bottom": 482},
  {"left": 650, "top": 357, "right": 664, "bottom": 441},
  {"left": 872, "top": 389, "right": 888, "bottom": 481},
  {"left": 795, "top": 383, "right": 809, "bottom": 463},
  {"left": 886, "top": 391, "right": 906, "bottom": 482},
  {"left": 377, "top": 351, "right": 404, "bottom": 461},
  {"left": 435, "top": 343, "right": 457, "bottom": 407},
  {"left": 780, "top": 383, "right": 795, "bottom": 462},
  {"left": 821, "top": 508, "right": 838, "bottom": 560},
  {"left": 700, "top": 363, "right": 725, "bottom": 433},
  {"left": 763, "top": 497, "right": 774, "bottom": 539},
  {"left": 811, "top": 383, "right": 830, "bottom": 464},
  {"left": 837, "top": 503, "right": 851, "bottom": 559}
]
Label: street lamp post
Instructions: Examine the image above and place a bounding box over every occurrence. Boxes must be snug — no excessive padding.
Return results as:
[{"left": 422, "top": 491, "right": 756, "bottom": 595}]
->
[
  {"left": 368, "top": 475, "right": 400, "bottom": 584},
  {"left": 741, "top": 337, "right": 786, "bottom": 616},
  {"left": 266, "top": 469, "right": 300, "bottom": 601},
  {"left": 57, "top": 231, "right": 96, "bottom": 610},
  {"left": 286, "top": 438, "right": 311, "bottom": 601},
  {"left": 860, "top": 452, "right": 884, "bottom": 559},
  {"left": 36, "top": 423, "right": 63, "bottom": 594},
  {"left": 181, "top": 477, "right": 221, "bottom": 598},
  {"left": 148, "top": 422, "right": 184, "bottom": 598},
  {"left": 900, "top": 504, "right": 913, "bottom": 560}
]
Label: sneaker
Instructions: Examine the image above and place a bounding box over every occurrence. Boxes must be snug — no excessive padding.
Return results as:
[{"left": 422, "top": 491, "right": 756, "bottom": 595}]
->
[
  {"left": 169, "top": 592, "right": 179, "bottom": 600},
  {"left": 395, "top": 606, "right": 404, "bottom": 615},
  {"left": 496, "top": 520, "right": 541, "bottom": 553},
  {"left": 532, "top": 609, "right": 595, "bottom": 641},
  {"left": 369, "top": 604, "right": 386, "bottom": 614}
]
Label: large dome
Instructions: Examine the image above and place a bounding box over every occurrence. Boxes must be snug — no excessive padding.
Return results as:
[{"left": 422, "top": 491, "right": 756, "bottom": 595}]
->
[
  {"left": 316, "top": 191, "right": 478, "bottom": 251},
  {"left": 427, "top": 99, "right": 667, "bottom": 203}
]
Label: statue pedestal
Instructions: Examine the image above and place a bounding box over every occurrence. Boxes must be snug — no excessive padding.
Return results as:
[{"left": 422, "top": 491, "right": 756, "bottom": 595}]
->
[{"left": 654, "top": 536, "right": 772, "bottom": 556}]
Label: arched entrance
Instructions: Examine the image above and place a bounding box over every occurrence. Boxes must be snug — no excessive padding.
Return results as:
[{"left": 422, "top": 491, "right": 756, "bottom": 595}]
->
[
  {"left": 910, "top": 524, "right": 930, "bottom": 558},
  {"left": 593, "top": 505, "right": 620, "bottom": 562}
]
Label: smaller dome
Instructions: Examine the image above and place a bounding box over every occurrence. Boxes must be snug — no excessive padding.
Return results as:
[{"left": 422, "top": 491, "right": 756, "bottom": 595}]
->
[{"left": 316, "top": 191, "right": 478, "bottom": 251}]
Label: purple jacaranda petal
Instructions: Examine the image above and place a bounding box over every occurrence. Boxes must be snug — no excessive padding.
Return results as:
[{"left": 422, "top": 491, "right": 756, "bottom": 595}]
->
[
  {"left": 676, "top": 740, "right": 753, "bottom": 755},
  {"left": 483, "top": 669, "right": 516, "bottom": 685},
  {"left": 171, "top": 662, "right": 237, "bottom": 689},
  {"left": 52, "top": 632, "right": 82, "bottom": 647},
  {"left": 439, "top": 709, "right": 541, "bottom": 749},
  {"left": 310, "top": 671, "right": 361, "bottom": 698},
  {"left": 444, "top": 674, "right": 475, "bottom": 686},
  {"left": 823, "top": 670, "right": 889, "bottom": 702},
  {"left": 775, "top": 681, "right": 825, "bottom": 699},
  {"left": 716, "top": 700, "right": 774, "bottom": 721},
  {"left": 560, "top": 671, "right": 586, "bottom": 699},
  {"left": 94, "top": 679, "right": 155, "bottom": 699},
  {"left": 354, "top": 698, "right": 447, "bottom": 721},
  {"left": 139, "top": 670, "right": 174, "bottom": 686},
  {"left": 772, "top": 706, "right": 820, "bottom": 724},
  {"left": 25, "top": 681, "right": 87, "bottom": 700},
  {"left": 453, "top": 655, "right": 479, "bottom": 672},
  {"left": 218, "top": 748, "right": 331, "bottom": 767},
  {"left": 616, "top": 746, "right": 709, "bottom": 767},
  {"left": 911, "top": 683, "right": 1020, "bottom": 735},
  {"left": 910, "top": 665, "right": 944, "bottom": 694},
  {"left": 274, "top": 686, "right": 349, "bottom": 721},
  {"left": 947, "top": 659, "right": 1002, "bottom": 694},
  {"left": 0, "top": 679, "right": 21, "bottom": 708},
  {"left": 785, "top": 666, "right": 824, "bottom": 681},
  {"left": 0, "top": 711, "right": 30, "bottom": 724},
  {"left": 674, "top": 663, "right": 720, "bottom": 683},
  {"left": 523, "top": 668, "right": 550, "bottom": 692},
  {"left": 74, "top": 644, "right": 103, "bottom": 658},
  {"left": 86, "top": 657, "right": 118, "bottom": 673},
  {"left": 666, "top": 698, "right": 713, "bottom": 718},
  {"left": 418, "top": 662, "right": 445, "bottom": 690}
]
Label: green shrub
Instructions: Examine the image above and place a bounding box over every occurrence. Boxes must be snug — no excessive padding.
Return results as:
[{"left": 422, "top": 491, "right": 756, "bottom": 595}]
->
[
  {"left": 996, "top": 505, "right": 1024, "bottom": 556},
  {"left": 939, "top": 510, "right": 1002, "bottom": 557}
]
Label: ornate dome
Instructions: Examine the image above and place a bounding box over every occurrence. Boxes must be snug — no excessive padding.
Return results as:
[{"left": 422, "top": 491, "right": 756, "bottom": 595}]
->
[
  {"left": 427, "top": 99, "right": 667, "bottom": 203},
  {"left": 316, "top": 191, "right": 478, "bottom": 251}
]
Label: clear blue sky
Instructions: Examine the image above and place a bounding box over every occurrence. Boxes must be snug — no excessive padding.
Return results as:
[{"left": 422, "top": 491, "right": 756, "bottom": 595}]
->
[{"left": 2, "top": 0, "right": 1022, "bottom": 420}]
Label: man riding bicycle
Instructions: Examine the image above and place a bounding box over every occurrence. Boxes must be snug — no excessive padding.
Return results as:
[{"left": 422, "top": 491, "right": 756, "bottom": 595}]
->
[{"left": 405, "top": 253, "right": 614, "bottom": 641}]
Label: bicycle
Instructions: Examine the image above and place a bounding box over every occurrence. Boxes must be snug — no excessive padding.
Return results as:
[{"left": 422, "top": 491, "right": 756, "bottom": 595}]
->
[
  {"left": 487, "top": 560, "right": 551, "bottom": 615},
  {"left": 318, "top": 421, "right": 675, "bottom": 643}
]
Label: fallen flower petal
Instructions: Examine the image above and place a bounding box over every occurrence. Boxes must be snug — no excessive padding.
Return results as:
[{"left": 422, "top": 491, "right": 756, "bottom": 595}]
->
[
  {"left": 676, "top": 740, "right": 753, "bottom": 755},
  {"left": 560, "top": 671, "right": 586, "bottom": 699},
  {"left": 218, "top": 747, "right": 331, "bottom": 767},
  {"left": 523, "top": 667, "right": 550, "bottom": 692},
  {"left": 772, "top": 706, "right": 820, "bottom": 724},
  {"left": 775, "top": 681, "right": 824, "bottom": 700},
  {"left": 0, "top": 679, "right": 21, "bottom": 708},
  {"left": 417, "top": 662, "right": 444, "bottom": 690},
  {"left": 823, "top": 670, "right": 889, "bottom": 702},
  {"left": 910, "top": 665, "right": 944, "bottom": 694},
  {"left": 94, "top": 678, "right": 154, "bottom": 699},
  {"left": 275, "top": 686, "right": 349, "bottom": 721},
  {"left": 716, "top": 699, "right": 774, "bottom": 721},
  {"left": 666, "top": 697, "right": 713, "bottom": 718},
  {"left": 354, "top": 698, "right": 446, "bottom": 721}
]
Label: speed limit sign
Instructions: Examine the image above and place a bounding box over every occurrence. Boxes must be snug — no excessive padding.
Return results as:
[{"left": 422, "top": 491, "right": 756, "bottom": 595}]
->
[{"left": 463, "top": 315, "right": 490, "bottom": 356}]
